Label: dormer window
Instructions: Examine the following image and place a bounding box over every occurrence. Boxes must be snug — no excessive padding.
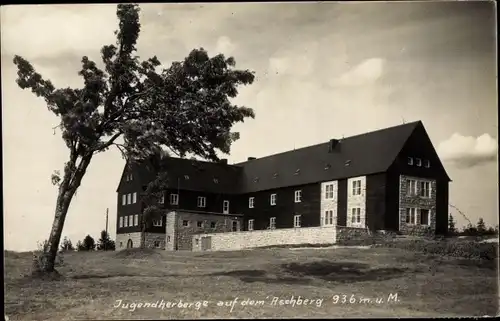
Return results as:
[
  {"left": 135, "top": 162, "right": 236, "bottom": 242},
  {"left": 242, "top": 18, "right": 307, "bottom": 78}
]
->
[
  {"left": 125, "top": 173, "right": 133, "bottom": 181},
  {"left": 184, "top": 175, "right": 190, "bottom": 180},
  {"left": 416, "top": 158, "right": 422, "bottom": 167},
  {"left": 213, "top": 178, "right": 219, "bottom": 184},
  {"left": 273, "top": 173, "right": 279, "bottom": 179},
  {"left": 408, "top": 157, "right": 414, "bottom": 165},
  {"left": 424, "top": 160, "right": 430, "bottom": 168},
  {"left": 345, "top": 160, "right": 351, "bottom": 166},
  {"left": 254, "top": 177, "right": 259, "bottom": 183},
  {"left": 324, "top": 163, "right": 331, "bottom": 170},
  {"left": 294, "top": 169, "right": 300, "bottom": 175}
]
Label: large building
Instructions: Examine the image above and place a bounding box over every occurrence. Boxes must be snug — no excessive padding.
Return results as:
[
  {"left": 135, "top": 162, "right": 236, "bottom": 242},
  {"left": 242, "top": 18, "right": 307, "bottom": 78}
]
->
[{"left": 115, "top": 121, "right": 451, "bottom": 250}]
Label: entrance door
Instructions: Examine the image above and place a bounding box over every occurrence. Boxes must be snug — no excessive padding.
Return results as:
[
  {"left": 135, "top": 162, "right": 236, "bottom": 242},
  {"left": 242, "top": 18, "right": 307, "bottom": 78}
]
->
[
  {"left": 201, "top": 236, "right": 212, "bottom": 251},
  {"left": 232, "top": 221, "right": 238, "bottom": 232},
  {"left": 126, "top": 239, "right": 133, "bottom": 248}
]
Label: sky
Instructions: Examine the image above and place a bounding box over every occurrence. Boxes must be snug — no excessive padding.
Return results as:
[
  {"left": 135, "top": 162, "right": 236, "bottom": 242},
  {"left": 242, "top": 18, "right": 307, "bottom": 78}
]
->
[{"left": 2, "top": 2, "right": 498, "bottom": 252}]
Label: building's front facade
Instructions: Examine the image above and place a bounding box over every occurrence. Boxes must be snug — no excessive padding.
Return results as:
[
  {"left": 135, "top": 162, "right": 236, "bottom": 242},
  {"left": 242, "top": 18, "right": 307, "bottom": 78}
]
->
[{"left": 115, "top": 121, "right": 451, "bottom": 250}]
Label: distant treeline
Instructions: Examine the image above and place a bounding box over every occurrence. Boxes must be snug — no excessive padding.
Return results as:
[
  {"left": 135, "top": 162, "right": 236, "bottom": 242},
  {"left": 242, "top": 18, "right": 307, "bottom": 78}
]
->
[
  {"left": 38, "top": 230, "right": 115, "bottom": 252},
  {"left": 449, "top": 215, "right": 498, "bottom": 237}
]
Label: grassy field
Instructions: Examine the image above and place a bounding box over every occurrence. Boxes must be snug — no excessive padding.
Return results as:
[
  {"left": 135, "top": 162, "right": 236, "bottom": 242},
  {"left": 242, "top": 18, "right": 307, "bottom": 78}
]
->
[{"left": 4, "top": 246, "right": 499, "bottom": 320}]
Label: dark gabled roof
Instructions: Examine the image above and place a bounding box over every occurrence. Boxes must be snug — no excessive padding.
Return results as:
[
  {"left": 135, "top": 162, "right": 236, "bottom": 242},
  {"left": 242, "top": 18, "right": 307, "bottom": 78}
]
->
[
  {"left": 117, "top": 121, "right": 435, "bottom": 194},
  {"left": 139, "top": 157, "right": 243, "bottom": 194},
  {"left": 236, "top": 121, "right": 422, "bottom": 193}
]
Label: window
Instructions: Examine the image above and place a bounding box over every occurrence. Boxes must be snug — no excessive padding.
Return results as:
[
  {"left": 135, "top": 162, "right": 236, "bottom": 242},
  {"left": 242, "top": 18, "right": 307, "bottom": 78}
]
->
[
  {"left": 210, "top": 221, "right": 216, "bottom": 228},
  {"left": 129, "top": 215, "right": 133, "bottom": 226},
  {"left": 197, "top": 221, "right": 203, "bottom": 228},
  {"left": 197, "top": 196, "right": 206, "bottom": 208},
  {"left": 132, "top": 192, "right": 137, "bottom": 204},
  {"left": 294, "top": 190, "right": 302, "bottom": 203},
  {"left": 159, "top": 195, "right": 165, "bottom": 204},
  {"left": 406, "top": 208, "right": 417, "bottom": 225},
  {"left": 213, "top": 178, "right": 219, "bottom": 184},
  {"left": 351, "top": 208, "right": 361, "bottom": 224},
  {"left": 248, "top": 219, "right": 254, "bottom": 231},
  {"left": 154, "top": 240, "right": 160, "bottom": 248},
  {"left": 325, "top": 184, "right": 334, "bottom": 199},
  {"left": 124, "top": 216, "right": 128, "bottom": 227},
  {"left": 223, "top": 200, "right": 230, "bottom": 214},
  {"left": 153, "top": 217, "right": 162, "bottom": 227},
  {"left": 416, "top": 158, "right": 422, "bottom": 167},
  {"left": 182, "top": 220, "right": 190, "bottom": 227},
  {"left": 167, "top": 236, "right": 171, "bottom": 242},
  {"left": 249, "top": 197, "right": 255, "bottom": 208},
  {"left": 269, "top": 217, "right": 276, "bottom": 229},
  {"left": 122, "top": 194, "right": 127, "bottom": 205},
  {"left": 127, "top": 193, "right": 132, "bottom": 205},
  {"left": 424, "top": 160, "right": 430, "bottom": 168},
  {"left": 420, "top": 209, "right": 430, "bottom": 225},
  {"left": 408, "top": 157, "right": 414, "bottom": 165},
  {"left": 129, "top": 174, "right": 133, "bottom": 181},
  {"left": 273, "top": 173, "right": 278, "bottom": 179},
  {"left": 170, "top": 193, "right": 179, "bottom": 205},
  {"left": 232, "top": 221, "right": 238, "bottom": 232},
  {"left": 419, "top": 181, "right": 431, "bottom": 198},
  {"left": 184, "top": 175, "right": 190, "bottom": 180},
  {"left": 324, "top": 210, "right": 334, "bottom": 226},
  {"left": 195, "top": 239, "right": 199, "bottom": 245},
  {"left": 294, "top": 215, "right": 301, "bottom": 228},
  {"left": 134, "top": 214, "right": 139, "bottom": 226},
  {"left": 294, "top": 169, "right": 300, "bottom": 175},
  {"left": 119, "top": 216, "right": 123, "bottom": 228},
  {"left": 407, "top": 179, "right": 417, "bottom": 196},
  {"left": 119, "top": 242, "right": 123, "bottom": 248},
  {"left": 270, "top": 194, "right": 277, "bottom": 206},
  {"left": 352, "top": 180, "right": 362, "bottom": 196}
]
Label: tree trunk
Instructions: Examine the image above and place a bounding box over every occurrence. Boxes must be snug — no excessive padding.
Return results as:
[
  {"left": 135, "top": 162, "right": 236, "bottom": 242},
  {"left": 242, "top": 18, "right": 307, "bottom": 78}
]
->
[{"left": 39, "top": 154, "right": 92, "bottom": 273}]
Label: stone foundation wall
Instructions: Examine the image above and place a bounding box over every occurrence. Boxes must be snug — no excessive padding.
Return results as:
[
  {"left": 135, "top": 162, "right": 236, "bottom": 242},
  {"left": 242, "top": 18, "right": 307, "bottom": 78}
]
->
[
  {"left": 192, "top": 226, "right": 337, "bottom": 252},
  {"left": 399, "top": 175, "right": 437, "bottom": 236},
  {"left": 116, "top": 232, "right": 166, "bottom": 250},
  {"left": 335, "top": 226, "right": 372, "bottom": 245},
  {"left": 165, "top": 212, "right": 177, "bottom": 251},
  {"left": 144, "top": 233, "right": 166, "bottom": 249},
  {"left": 167, "top": 211, "right": 243, "bottom": 251},
  {"left": 116, "top": 232, "right": 142, "bottom": 250}
]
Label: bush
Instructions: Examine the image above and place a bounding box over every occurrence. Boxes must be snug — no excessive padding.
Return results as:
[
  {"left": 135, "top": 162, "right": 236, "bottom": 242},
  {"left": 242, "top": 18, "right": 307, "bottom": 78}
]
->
[
  {"left": 32, "top": 240, "right": 64, "bottom": 273},
  {"left": 374, "top": 239, "right": 498, "bottom": 260}
]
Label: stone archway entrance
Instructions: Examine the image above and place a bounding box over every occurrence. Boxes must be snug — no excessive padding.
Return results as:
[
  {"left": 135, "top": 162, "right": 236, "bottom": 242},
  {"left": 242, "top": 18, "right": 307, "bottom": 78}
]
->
[{"left": 126, "top": 239, "right": 133, "bottom": 249}]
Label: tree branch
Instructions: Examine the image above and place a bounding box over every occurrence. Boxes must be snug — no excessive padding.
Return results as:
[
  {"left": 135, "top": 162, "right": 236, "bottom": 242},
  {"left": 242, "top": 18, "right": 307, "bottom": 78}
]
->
[{"left": 92, "top": 131, "right": 123, "bottom": 153}]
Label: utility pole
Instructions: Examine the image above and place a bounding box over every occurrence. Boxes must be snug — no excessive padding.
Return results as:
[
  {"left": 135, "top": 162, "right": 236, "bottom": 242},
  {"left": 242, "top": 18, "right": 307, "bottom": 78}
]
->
[{"left": 105, "top": 208, "right": 109, "bottom": 251}]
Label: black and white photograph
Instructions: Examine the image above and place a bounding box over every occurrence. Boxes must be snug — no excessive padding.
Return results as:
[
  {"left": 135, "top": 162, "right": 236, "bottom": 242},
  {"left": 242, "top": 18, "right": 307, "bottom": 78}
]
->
[{"left": 2, "top": 1, "right": 498, "bottom": 319}]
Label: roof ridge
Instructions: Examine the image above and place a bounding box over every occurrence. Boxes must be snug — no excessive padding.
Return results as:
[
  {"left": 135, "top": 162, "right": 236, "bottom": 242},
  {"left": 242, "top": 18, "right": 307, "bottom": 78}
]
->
[{"left": 234, "top": 121, "right": 422, "bottom": 165}]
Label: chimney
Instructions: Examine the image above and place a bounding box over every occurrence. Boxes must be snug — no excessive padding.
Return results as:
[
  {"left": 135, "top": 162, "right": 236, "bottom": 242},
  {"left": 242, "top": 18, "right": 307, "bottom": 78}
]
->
[
  {"left": 247, "top": 157, "right": 257, "bottom": 161},
  {"left": 219, "top": 159, "right": 228, "bottom": 165},
  {"left": 328, "top": 139, "right": 340, "bottom": 153}
]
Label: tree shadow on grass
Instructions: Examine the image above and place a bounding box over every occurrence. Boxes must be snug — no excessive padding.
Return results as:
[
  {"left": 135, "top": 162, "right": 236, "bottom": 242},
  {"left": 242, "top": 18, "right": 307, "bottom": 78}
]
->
[
  {"left": 282, "top": 260, "right": 409, "bottom": 283},
  {"left": 205, "top": 261, "right": 409, "bottom": 285},
  {"left": 210, "top": 269, "right": 267, "bottom": 277}
]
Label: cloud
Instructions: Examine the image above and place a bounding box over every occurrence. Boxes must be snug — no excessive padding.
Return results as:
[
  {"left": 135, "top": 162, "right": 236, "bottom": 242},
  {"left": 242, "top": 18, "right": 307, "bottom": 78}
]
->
[
  {"left": 437, "top": 133, "right": 497, "bottom": 168},
  {"left": 1, "top": 5, "right": 117, "bottom": 60},
  {"left": 268, "top": 54, "right": 314, "bottom": 77},
  {"left": 332, "top": 57, "right": 385, "bottom": 87},
  {"left": 215, "top": 36, "right": 236, "bottom": 56}
]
